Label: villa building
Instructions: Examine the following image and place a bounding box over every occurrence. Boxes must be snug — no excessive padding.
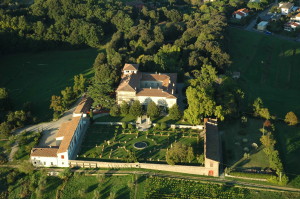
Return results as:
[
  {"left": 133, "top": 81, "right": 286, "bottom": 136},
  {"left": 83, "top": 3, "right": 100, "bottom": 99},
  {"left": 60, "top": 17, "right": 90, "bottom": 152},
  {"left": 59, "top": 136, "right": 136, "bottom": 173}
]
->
[
  {"left": 116, "top": 64, "right": 177, "bottom": 108},
  {"left": 30, "top": 97, "right": 92, "bottom": 167}
]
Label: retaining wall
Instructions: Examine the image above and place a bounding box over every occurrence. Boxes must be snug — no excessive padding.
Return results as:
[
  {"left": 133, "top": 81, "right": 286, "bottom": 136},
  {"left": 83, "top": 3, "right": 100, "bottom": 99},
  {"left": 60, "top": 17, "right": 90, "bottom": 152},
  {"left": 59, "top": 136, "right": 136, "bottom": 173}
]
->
[{"left": 69, "top": 160, "right": 218, "bottom": 177}]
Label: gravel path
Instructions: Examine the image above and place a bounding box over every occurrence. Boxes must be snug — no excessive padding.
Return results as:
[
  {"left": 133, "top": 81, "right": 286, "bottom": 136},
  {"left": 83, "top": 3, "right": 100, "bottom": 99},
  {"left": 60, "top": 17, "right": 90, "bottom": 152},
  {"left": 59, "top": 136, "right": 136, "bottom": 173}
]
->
[{"left": 8, "top": 98, "right": 83, "bottom": 161}]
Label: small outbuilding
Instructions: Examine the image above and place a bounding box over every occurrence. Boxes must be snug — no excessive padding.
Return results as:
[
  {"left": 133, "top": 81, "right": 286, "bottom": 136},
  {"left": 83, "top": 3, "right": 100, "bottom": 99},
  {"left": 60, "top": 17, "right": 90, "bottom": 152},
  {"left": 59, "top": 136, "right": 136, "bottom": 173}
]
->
[{"left": 257, "top": 21, "right": 269, "bottom": 31}]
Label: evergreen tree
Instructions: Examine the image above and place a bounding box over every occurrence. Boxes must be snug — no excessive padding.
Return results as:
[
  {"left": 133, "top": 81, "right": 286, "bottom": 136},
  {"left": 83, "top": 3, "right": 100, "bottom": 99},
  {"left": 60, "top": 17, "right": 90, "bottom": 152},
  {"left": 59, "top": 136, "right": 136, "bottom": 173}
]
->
[
  {"left": 129, "top": 100, "right": 142, "bottom": 117},
  {"left": 147, "top": 101, "right": 160, "bottom": 118},
  {"left": 168, "top": 104, "right": 181, "bottom": 120},
  {"left": 73, "top": 74, "right": 86, "bottom": 95},
  {"left": 120, "top": 101, "right": 130, "bottom": 116}
]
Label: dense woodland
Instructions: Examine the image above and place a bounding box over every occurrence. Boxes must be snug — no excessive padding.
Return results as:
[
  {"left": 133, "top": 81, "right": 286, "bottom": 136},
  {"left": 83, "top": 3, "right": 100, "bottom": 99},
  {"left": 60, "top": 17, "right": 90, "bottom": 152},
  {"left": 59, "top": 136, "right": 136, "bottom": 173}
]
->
[{"left": 0, "top": 0, "right": 250, "bottom": 127}]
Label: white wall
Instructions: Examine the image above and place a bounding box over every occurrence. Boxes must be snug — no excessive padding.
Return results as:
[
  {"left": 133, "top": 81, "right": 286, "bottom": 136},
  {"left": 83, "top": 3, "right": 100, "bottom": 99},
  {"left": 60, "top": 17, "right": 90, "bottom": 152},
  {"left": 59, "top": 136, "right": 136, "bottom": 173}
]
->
[
  {"left": 136, "top": 96, "right": 176, "bottom": 107},
  {"left": 57, "top": 152, "right": 69, "bottom": 167},
  {"left": 31, "top": 156, "right": 58, "bottom": 167}
]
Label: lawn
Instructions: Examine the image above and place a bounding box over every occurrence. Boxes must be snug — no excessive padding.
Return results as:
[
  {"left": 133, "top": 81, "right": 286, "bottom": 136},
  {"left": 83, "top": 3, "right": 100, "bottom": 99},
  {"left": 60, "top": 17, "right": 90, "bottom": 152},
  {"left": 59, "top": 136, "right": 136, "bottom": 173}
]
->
[
  {"left": 78, "top": 124, "right": 203, "bottom": 164},
  {"left": 0, "top": 48, "right": 98, "bottom": 121},
  {"left": 228, "top": 27, "right": 300, "bottom": 118},
  {"left": 61, "top": 175, "right": 132, "bottom": 199},
  {"left": 221, "top": 118, "right": 270, "bottom": 169},
  {"left": 274, "top": 122, "right": 300, "bottom": 186}
]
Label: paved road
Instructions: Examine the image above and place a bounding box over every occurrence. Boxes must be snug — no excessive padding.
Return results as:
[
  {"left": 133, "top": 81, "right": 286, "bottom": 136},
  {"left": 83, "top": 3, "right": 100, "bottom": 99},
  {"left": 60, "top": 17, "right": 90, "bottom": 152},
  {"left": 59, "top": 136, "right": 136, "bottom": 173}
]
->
[{"left": 241, "top": 3, "right": 300, "bottom": 43}]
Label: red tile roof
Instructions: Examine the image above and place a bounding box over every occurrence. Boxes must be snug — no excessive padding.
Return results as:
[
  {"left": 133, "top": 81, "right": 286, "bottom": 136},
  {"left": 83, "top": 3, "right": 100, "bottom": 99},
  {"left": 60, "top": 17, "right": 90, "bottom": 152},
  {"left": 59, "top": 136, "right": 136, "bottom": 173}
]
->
[
  {"left": 31, "top": 147, "right": 59, "bottom": 157},
  {"left": 122, "top": 63, "right": 139, "bottom": 71},
  {"left": 233, "top": 8, "right": 249, "bottom": 16},
  {"left": 57, "top": 117, "right": 81, "bottom": 154},
  {"left": 74, "top": 97, "right": 93, "bottom": 114}
]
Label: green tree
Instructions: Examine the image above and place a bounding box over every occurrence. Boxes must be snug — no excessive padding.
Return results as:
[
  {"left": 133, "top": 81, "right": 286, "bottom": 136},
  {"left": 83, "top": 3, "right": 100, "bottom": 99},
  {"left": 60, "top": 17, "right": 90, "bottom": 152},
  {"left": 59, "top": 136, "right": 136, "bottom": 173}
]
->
[
  {"left": 166, "top": 142, "right": 189, "bottom": 165},
  {"left": 129, "top": 100, "right": 142, "bottom": 117},
  {"left": 183, "top": 65, "right": 220, "bottom": 124},
  {"left": 168, "top": 104, "right": 182, "bottom": 120},
  {"left": 50, "top": 95, "right": 64, "bottom": 113},
  {"left": 7, "top": 110, "right": 27, "bottom": 128},
  {"left": 61, "top": 87, "right": 76, "bottom": 109},
  {"left": 18, "top": 160, "right": 34, "bottom": 174},
  {"left": 284, "top": 111, "right": 298, "bottom": 126},
  {"left": 253, "top": 97, "right": 263, "bottom": 117},
  {"left": 187, "top": 146, "right": 195, "bottom": 163},
  {"left": 154, "top": 44, "right": 181, "bottom": 72},
  {"left": 110, "top": 104, "right": 120, "bottom": 117},
  {"left": 120, "top": 101, "right": 130, "bottom": 116},
  {"left": 0, "top": 122, "right": 12, "bottom": 136},
  {"left": 73, "top": 74, "right": 86, "bottom": 95},
  {"left": 147, "top": 101, "right": 160, "bottom": 118}
]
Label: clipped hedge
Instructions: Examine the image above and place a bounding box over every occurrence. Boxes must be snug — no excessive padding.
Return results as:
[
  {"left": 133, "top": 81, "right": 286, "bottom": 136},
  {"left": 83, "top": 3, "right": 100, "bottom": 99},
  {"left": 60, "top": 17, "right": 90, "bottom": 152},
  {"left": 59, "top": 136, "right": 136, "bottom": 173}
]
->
[{"left": 229, "top": 171, "right": 274, "bottom": 179}]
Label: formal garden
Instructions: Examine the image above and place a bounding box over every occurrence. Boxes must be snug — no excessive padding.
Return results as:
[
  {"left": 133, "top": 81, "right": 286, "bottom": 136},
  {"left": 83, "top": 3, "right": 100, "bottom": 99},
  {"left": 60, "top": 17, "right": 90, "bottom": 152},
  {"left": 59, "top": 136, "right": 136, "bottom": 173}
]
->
[{"left": 78, "top": 124, "right": 204, "bottom": 165}]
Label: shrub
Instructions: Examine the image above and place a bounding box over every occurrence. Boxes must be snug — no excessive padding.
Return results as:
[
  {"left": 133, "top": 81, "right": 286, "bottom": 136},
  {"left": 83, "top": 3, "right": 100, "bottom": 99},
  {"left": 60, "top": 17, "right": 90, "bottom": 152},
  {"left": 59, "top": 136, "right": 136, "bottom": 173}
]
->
[
  {"left": 155, "top": 123, "right": 160, "bottom": 129},
  {"left": 122, "top": 122, "right": 127, "bottom": 129},
  {"left": 160, "top": 122, "right": 167, "bottom": 130},
  {"left": 110, "top": 104, "right": 120, "bottom": 117},
  {"left": 128, "top": 123, "right": 133, "bottom": 129}
]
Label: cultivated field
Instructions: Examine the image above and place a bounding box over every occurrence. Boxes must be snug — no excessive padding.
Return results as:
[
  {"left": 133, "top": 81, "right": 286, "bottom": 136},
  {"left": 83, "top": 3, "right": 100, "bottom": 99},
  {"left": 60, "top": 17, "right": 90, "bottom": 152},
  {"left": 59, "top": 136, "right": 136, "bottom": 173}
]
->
[
  {"left": 0, "top": 48, "right": 97, "bottom": 121},
  {"left": 228, "top": 27, "right": 300, "bottom": 118},
  {"left": 78, "top": 125, "right": 203, "bottom": 164}
]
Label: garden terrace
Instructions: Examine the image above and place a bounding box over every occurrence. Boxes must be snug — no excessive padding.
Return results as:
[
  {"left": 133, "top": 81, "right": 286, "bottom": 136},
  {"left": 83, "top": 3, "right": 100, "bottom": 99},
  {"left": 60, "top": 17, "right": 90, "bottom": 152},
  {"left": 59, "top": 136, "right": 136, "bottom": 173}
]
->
[{"left": 78, "top": 125, "right": 204, "bottom": 164}]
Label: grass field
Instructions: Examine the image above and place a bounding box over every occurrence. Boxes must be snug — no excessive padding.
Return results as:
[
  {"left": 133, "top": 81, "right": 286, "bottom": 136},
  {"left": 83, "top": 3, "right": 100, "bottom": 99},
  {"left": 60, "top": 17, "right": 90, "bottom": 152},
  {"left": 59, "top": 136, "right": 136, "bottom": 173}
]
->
[
  {"left": 0, "top": 48, "right": 97, "bottom": 121},
  {"left": 221, "top": 118, "right": 270, "bottom": 169},
  {"left": 228, "top": 27, "right": 300, "bottom": 185},
  {"left": 275, "top": 122, "right": 300, "bottom": 186},
  {"left": 78, "top": 125, "right": 203, "bottom": 164},
  {"left": 228, "top": 27, "right": 300, "bottom": 118}
]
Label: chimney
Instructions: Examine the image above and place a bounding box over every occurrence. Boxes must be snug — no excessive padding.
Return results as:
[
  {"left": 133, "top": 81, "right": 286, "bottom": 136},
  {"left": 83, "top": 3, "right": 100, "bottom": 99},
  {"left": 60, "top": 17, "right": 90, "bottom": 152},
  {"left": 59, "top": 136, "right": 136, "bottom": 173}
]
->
[
  {"left": 173, "top": 83, "right": 175, "bottom": 86},
  {"left": 169, "top": 80, "right": 171, "bottom": 83},
  {"left": 135, "top": 87, "right": 136, "bottom": 90},
  {"left": 159, "top": 72, "right": 161, "bottom": 75},
  {"left": 172, "top": 89, "right": 174, "bottom": 94},
  {"left": 155, "top": 71, "right": 157, "bottom": 74},
  {"left": 150, "top": 87, "right": 151, "bottom": 89}
]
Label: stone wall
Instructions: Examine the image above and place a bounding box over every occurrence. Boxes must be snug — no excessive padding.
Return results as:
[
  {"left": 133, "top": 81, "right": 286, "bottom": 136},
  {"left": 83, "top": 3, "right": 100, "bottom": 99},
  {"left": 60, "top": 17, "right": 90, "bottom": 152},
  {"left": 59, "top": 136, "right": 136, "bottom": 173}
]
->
[
  {"left": 69, "top": 160, "right": 218, "bottom": 177},
  {"left": 152, "top": 123, "right": 204, "bottom": 130}
]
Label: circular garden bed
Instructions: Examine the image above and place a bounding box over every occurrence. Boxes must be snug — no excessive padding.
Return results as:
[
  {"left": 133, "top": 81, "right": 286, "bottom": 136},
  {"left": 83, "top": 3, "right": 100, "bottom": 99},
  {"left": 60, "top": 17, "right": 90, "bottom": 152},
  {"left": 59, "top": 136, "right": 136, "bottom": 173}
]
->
[{"left": 134, "top": 142, "right": 147, "bottom": 149}]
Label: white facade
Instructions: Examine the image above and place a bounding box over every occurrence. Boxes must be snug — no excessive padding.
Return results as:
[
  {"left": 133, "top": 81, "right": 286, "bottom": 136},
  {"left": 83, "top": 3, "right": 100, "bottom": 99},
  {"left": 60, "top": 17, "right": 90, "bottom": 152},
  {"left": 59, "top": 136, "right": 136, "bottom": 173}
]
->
[
  {"left": 31, "top": 156, "right": 58, "bottom": 167},
  {"left": 30, "top": 114, "right": 87, "bottom": 168},
  {"left": 136, "top": 96, "right": 177, "bottom": 108}
]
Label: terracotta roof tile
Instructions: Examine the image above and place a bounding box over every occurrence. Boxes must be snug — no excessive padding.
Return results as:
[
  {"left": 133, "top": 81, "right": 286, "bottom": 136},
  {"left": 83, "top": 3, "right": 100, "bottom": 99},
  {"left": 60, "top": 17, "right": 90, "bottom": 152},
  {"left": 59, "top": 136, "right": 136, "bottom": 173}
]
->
[
  {"left": 57, "top": 117, "right": 81, "bottom": 154},
  {"left": 136, "top": 88, "right": 176, "bottom": 98},
  {"left": 122, "top": 64, "right": 139, "bottom": 71},
  {"left": 74, "top": 97, "right": 93, "bottom": 114},
  {"left": 31, "top": 147, "right": 59, "bottom": 157},
  {"left": 56, "top": 122, "right": 70, "bottom": 138}
]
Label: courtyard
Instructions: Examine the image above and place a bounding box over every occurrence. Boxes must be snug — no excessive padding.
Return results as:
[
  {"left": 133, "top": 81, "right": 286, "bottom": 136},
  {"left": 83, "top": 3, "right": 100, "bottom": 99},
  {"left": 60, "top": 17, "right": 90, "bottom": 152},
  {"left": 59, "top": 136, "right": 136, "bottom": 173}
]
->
[{"left": 78, "top": 124, "right": 204, "bottom": 165}]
